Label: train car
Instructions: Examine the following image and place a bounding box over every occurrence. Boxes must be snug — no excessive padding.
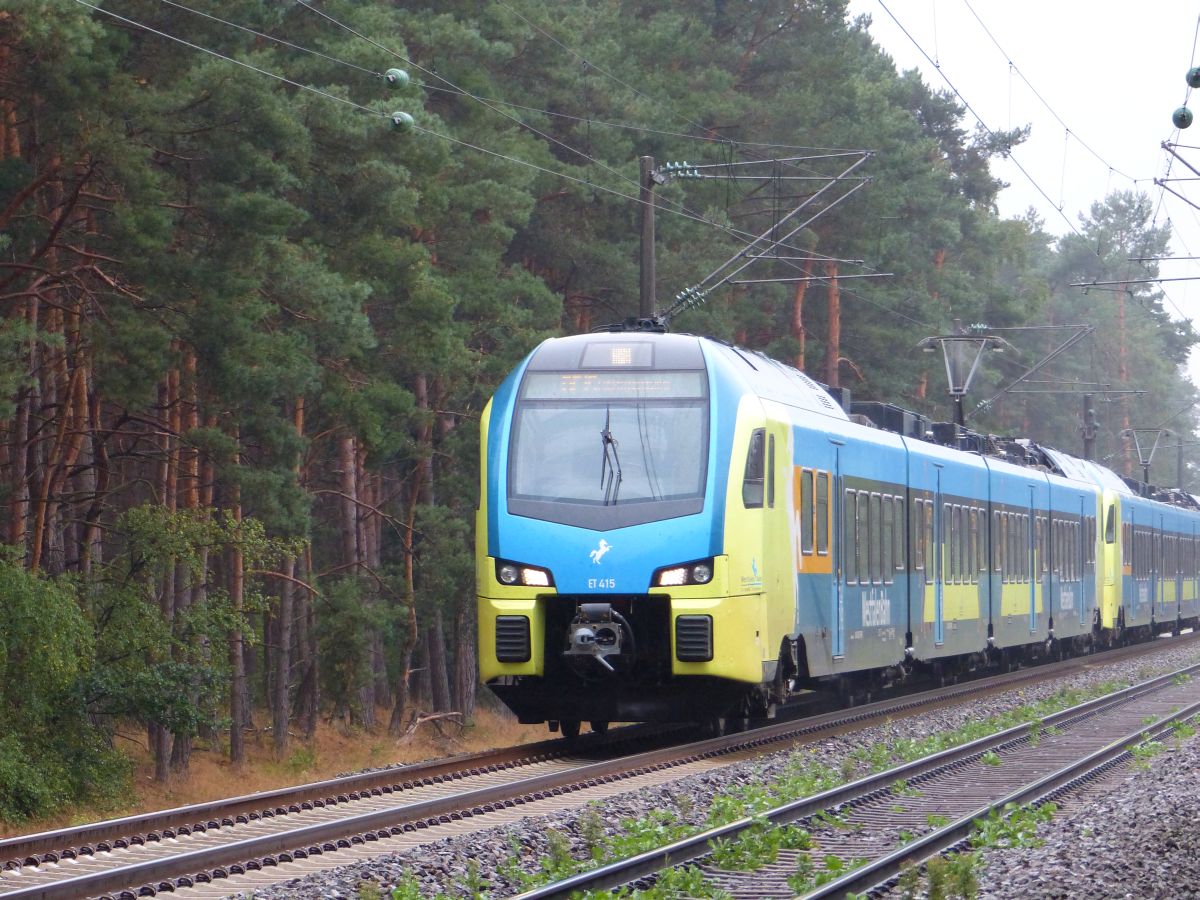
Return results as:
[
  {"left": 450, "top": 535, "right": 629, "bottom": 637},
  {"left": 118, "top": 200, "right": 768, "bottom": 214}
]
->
[{"left": 477, "top": 330, "right": 1200, "bottom": 734}]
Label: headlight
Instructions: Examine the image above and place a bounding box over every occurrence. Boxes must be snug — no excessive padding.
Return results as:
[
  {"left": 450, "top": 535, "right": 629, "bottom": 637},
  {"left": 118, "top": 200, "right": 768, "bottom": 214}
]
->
[
  {"left": 653, "top": 558, "right": 715, "bottom": 587},
  {"left": 495, "top": 559, "right": 554, "bottom": 588}
]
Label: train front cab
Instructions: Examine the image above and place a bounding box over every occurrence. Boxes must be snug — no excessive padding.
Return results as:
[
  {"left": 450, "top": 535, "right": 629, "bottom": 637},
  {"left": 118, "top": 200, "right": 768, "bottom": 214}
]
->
[{"left": 477, "top": 333, "right": 796, "bottom": 727}]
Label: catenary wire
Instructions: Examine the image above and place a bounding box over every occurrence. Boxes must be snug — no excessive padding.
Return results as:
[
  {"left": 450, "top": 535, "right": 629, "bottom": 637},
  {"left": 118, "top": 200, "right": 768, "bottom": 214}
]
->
[
  {"left": 146, "top": 0, "right": 842, "bottom": 155},
  {"left": 289, "top": 0, "right": 879, "bottom": 274},
  {"left": 289, "top": 0, "right": 862, "bottom": 268},
  {"left": 81, "top": 0, "right": 856, "bottom": 269},
  {"left": 149, "top": 0, "right": 380, "bottom": 76},
  {"left": 75, "top": 0, "right": 386, "bottom": 117},
  {"left": 960, "top": 0, "right": 1135, "bottom": 183},
  {"left": 487, "top": 0, "right": 867, "bottom": 179},
  {"left": 876, "top": 0, "right": 1184, "bottom": 329},
  {"left": 875, "top": 0, "right": 1087, "bottom": 243},
  {"left": 82, "top": 1, "right": 906, "bottom": 327}
]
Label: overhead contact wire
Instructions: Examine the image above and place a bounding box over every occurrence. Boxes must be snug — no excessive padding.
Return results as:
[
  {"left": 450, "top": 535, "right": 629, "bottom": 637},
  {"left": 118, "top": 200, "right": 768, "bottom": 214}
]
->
[
  {"left": 290, "top": 0, "right": 882, "bottom": 275},
  {"left": 75, "top": 0, "right": 386, "bottom": 117}
]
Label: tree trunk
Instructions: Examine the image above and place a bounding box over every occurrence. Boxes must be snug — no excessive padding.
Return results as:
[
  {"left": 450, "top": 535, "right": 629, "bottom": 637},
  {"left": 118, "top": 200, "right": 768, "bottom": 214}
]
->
[
  {"left": 295, "top": 542, "right": 319, "bottom": 740},
  {"left": 228, "top": 472, "right": 247, "bottom": 767},
  {"left": 823, "top": 262, "right": 840, "bottom": 388},
  {"left": 453, "top": 594, "right": 476, "bottom": 719},
  {"left": 272, "top": 555, "right": 294, "bottom": 756},
  {"left": 412, "top": 626, "right": 431, "bottom": 710},
  {"left": 390, "top": 468, "right": 422, "bottom": 733},
  {"left": 790, "top": 259, "right": 812, "bottom": 371},
  {"left": 388, "top": 644, "right": 414, "bottom": 736},
  {"left": 8, "top": 295, "right": 38, "bottom": 560},
  {"left": 429, "top": 608, "right": 452, "bottom": 713},
  {"left": 339, "top": 434, "right": 359, "bottom": 573}
]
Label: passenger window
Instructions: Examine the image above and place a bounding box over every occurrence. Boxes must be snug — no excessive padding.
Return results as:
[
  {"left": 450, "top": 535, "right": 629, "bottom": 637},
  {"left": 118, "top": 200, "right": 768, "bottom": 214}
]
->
[
  {"left": 923, "top": 502, "right": 934, "bottom": 570},
  {"left": 816, "top": 472, "right": 829, "bottom": 554},
  {"left": 843, "top": 488, "right": 857, "bottom": 583},
  {"left": 858, "top": 491, "right": 870, "bottom": 583},
  {"left": 800, "top": 470, "right": 814, "bottom": 555},
  {"left": 742, "top": 429, "right": 765, "bottom": 508},
  {"left": 882, "top": 497, "right": 893, "bottom": 581},
  {"left": 767, "top": 435, "right": 776, "bottom": 508},
  {"left": 913, "top": 500, "right": 925, "bottom": 570},
  {"left": 869, "top": 493, "right": 882, "bottom": 582}
]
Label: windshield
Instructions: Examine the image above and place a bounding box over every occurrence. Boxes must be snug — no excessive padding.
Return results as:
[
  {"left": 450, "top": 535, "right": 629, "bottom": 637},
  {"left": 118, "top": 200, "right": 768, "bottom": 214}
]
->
[{"left": 507, "top": 370, "right": 708, "bottom": 529}]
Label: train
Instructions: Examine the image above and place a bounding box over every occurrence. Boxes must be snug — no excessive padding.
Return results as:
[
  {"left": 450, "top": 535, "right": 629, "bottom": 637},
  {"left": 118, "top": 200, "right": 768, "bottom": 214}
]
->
[{"left": 476, "top": 329, "right": 1200, "bottom": 737}]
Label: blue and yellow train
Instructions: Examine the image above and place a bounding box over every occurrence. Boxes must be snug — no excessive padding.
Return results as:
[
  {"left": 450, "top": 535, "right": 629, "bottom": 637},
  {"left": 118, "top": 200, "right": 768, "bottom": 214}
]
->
[{"left": 476, "top": 331, "right": 1200, "bottom": 735}]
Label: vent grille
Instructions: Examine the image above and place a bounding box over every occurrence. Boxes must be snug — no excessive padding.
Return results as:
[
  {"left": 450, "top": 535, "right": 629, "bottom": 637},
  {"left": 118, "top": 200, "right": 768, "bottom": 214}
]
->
[
  {"left": 495, "top": 616, "right": 531, "bottom": 663},
  {"left": 675, "top": 615, "right": 713, "bottom": 662}
]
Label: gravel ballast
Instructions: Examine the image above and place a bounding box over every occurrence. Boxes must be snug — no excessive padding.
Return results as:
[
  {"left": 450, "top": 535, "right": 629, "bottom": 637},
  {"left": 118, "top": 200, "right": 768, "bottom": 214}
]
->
[{"left": 231, "top": 641, "right": 1200, "bottom": 900}]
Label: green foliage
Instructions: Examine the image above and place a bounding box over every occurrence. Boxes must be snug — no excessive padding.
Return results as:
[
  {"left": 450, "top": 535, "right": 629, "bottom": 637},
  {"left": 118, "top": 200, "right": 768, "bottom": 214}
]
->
[
  {"left": 3, "top": 0, "right": 1200, "bottom": 834},
  {"left": 1130, "top": 740, "right": 1165, "bottom": 768},
  {"left": 316, "top": 576, "right": 395, "bottom": 717},
  {"left": 969, "top": 802, "right": 1057, "bottom": 850},
  {"left": 707, "top": 818, "right": 804, "bottom": 871},
  {"left": 452, "top": 860, "right": 491, "bottom": 899},
  {"left": 599, "top": 865, "right": 732, "bottom": 899},
  {"left": 919, "top": 852, "right": 981, "bottom": 900},
  {"left": 578, "top": 804, "right": 608, "bottom": 859},
  {"left": 786, "top": 853, "right": 868, "bottom": 895},
  {"left": 389, "top": 875, "right": 434, "bottom": 900},
  {"left": 0, "top": 559, "right": 130, "bottom": 820},
  {"left": 541, "top": 828, "right": 580, "bottom": 880}
]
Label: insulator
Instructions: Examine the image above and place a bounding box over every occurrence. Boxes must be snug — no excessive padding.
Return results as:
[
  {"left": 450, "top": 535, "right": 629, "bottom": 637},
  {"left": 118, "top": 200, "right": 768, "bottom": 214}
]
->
[
  {"left": 385, "top": 68, "right": 410, "bottom": 88},
  {"left": 1188, "top": 67, "right": 1200, "bottom": 89},
  {"left": 1174, "top": 106, "right": 1193, "bottom": 130},
  {"left": 390, "top": 111, "right": 415, "bottom": 131}
]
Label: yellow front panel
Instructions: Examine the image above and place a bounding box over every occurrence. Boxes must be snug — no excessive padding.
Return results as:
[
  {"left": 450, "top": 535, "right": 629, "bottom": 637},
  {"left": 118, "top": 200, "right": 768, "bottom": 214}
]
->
[
  {"left": 671, "top": 595, "right": 766, "bottom": 682},
  {"left": 478, "top": 595, "right": 546, "bottom": 681},
  {"left": 715, "top": 399, "right": 796, "bottom": 670},
  {"left": 721, "top": 398, "right": 767, "bottom": 599}
]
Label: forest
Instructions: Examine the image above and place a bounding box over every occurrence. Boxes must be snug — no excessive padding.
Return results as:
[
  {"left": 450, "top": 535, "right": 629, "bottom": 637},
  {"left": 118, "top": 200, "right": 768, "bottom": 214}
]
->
[{"left": 0, "top": 0, "right": 1195, "bottom": 821}]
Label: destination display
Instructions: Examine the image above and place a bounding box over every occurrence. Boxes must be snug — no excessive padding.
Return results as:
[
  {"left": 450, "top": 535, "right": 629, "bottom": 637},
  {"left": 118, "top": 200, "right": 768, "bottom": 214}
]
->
[{"left": 521, "top": 370, "right": 706, "bottom": 399}]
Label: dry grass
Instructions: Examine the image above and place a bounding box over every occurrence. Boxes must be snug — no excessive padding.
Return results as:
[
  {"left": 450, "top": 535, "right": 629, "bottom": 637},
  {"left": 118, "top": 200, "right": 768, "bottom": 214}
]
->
[{"left": 0, "top": 707, "right": 546, "bottom": 839}]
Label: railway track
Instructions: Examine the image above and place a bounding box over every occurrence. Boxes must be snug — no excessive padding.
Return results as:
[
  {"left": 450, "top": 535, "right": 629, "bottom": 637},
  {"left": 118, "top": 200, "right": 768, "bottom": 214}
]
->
[
  {"left": 516, "top": 656, "right": 1200, "bottom": 898},
  {"left": 1, "top": 634, "right": 1195, "bottom": 900}
]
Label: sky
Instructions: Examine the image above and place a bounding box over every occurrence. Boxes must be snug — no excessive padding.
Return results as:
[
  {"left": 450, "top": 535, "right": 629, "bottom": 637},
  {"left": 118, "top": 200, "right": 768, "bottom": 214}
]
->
[{"left": 845, "top": 0, "right": 1200, "bottom": 380}]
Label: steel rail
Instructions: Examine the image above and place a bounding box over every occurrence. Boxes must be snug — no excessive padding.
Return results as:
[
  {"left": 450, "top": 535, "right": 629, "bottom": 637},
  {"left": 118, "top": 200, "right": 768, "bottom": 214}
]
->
[
  {"left": 509, "top": 660, "right": 1200, "bottom": 899},
  {"left": 805, "top": 697, "right": 1200, "bottom": 898},
  {"left": 0, "top": 724, "right": 676, "bottom": 868},
  {"left": 3, "top": 635, "right": 1195, "bottom": 898}
]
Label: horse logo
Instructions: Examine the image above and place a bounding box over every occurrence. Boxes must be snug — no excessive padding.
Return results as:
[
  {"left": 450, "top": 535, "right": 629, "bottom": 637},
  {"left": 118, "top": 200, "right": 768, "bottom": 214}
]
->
[{"left": 589, "top": 539, "right": 613, "bottom": 565}]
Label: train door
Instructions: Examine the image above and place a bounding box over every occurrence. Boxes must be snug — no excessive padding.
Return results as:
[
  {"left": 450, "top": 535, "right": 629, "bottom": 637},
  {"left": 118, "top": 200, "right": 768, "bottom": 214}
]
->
[
  {"left": 934, "top": 466, "right": 944, "bottom": 646},
  {"left": 1078, "top": 496, "right": 1088, "bottom": 627},
  {"left": 1028, "top": 486, "right": 1037, "bottom": 634},
  {"left": 832, "top": 440, "right": 845, "bottom": 658},
  {"left": 1101, "top": 495, "right": 1119, "bottom": 630},
  {"left": 1185, "top": 525, "right": 1195, "bottom": 624},
  {"left": 1155, "top": 513, "right": 1163, "bottom": 617}
]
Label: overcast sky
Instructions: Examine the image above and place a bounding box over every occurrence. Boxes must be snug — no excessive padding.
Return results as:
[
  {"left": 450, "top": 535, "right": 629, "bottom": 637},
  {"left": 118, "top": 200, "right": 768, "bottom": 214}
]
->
[{"left": 846, "top": 0, "right": 1200, "bottom": 378}]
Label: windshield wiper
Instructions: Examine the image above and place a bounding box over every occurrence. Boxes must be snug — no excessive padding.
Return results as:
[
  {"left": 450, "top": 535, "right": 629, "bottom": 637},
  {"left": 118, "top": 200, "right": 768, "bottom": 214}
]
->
[{"left": 600, "top": 405, "right": 623, "bottom": 505}]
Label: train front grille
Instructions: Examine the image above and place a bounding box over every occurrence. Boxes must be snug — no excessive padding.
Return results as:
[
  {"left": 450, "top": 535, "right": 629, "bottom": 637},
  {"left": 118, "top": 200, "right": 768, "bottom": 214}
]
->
[
  {"left": 495, "top": 615, "right": 531, "bottom": 662},
  {"left": 674, "top": 614, "right": 713, "bottom": 662}
]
